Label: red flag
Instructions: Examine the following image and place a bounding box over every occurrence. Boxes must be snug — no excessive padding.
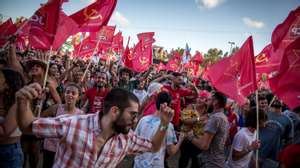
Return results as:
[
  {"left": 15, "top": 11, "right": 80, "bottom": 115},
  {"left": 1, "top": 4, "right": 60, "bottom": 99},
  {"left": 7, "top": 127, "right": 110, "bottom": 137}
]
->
[
  {"left": 157, "top": 62, "right": 166, "bottom": 72},
  {"left": 165, "top": 51, "right": 182, "bottom": 72},
  {"left": 112, "top": 31, "right": 123, "bottom": 53},
  {"left": 74, "top": 37, "right": 97, "bottom": 58},
  {"left": 137, "top": 32, "right": 155, "bottom": 48},
  {"left": 191, "top": 51, "right": 204, "bottom": 64},
  {"left": 269, "top": 37, "right": 300, "bottom": 109},
  {"left": 208, "top": 36, "right": 257, "bottom": 105},
  {"left": 126, "top": 32, "right": 155, "bottom": 72},
  {"left": 27, "top": 0, "right": 62, "bottom": 49},
  {"left": 255, "top": 44, "right": 273, "bottom": 73},
  {"left": 52, "top": 11, "right": 79, "bottom": 50},
  {"left": 90, "top": 25, "right": 115, "bottom": 52},
  {"left": 0, "top": 18, "right": 17, "bottom": 47},
  {"left": 272, "top": 6, "right": 300, "bottom": 51},
  {"left": 70, "top": 0, "right": 117, "bottom": 32},
  {"left": 266, "top": 6, "right": 300, "bottom": 73},
  {"left": 122, "top": 37, "right": 133, "bottom": 67}
]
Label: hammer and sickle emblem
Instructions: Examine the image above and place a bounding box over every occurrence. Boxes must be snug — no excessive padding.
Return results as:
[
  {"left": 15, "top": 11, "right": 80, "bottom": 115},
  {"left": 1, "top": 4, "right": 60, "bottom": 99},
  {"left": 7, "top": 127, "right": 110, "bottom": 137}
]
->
[
  {"left": 139, "top": 57, "right": 149, "bottom": 65},
  {"left": 256, "top": 53, "right": 268, "bottom": 63},
  {"left": 84, "top": 8, "right": 103, "bottom": 21},
  {"left": 128, "top": 51, "right": 134, "bottom": 60}
]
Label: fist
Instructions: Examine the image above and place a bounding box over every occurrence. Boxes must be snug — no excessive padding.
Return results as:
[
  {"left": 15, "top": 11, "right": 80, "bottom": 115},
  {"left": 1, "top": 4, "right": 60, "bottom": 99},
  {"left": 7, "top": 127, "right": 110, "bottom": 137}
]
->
[
  {"left": 15, "top": 83, "right": 43, "bottom": 101},
  {"left": 249, "top": 140, "right": 261, "bottom": 150},
  {"left": 160, "top": 103, "right": 174, "bottom": 125}
]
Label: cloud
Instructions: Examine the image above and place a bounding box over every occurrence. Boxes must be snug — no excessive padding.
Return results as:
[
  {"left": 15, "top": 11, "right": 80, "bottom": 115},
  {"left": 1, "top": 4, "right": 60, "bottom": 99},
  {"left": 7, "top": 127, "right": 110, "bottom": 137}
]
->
[
  {"left": 195, "top": 0, "right": 225, "bottom": 9},
  {"left": 243, "top": 17, "right": 265, "bottom": 29},
  {"left": 110, "top": 11, "right": 130, "bottom": 27}
]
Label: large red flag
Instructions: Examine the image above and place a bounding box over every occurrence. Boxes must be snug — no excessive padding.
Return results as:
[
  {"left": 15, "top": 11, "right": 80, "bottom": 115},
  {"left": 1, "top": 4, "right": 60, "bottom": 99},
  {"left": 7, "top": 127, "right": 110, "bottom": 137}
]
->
[
  {"left": 267, "top": 6, "right": 300, "bottom": 73},
  {"left": 70, "top": 0, "right": 117, "bottom": 32},
  {"left": 269, "top": 37, "right": 300, "bottom": 109},
  {"left": 208, "top": 36, "right": 257, "bottom": 105},
  {"left": 165, "top": 51, "right": 182, "bottom": 72},
  {"left": 52, "top": 11, "right": 79, "bottom": 50},
  {"left": 126, "top": 32, "right": 155, "bottom": 72},
  {"left": 27, "top": 0, "right": 62, "bottom": 49},
  {"left": 272, "top": 6, "right": 300, "bottom": 51},
  {"left": 0, "top": 18, "right": 17, "bottom": 47},
  {"left": 112, "top": 31, "right": 123, "bottom": 53}
]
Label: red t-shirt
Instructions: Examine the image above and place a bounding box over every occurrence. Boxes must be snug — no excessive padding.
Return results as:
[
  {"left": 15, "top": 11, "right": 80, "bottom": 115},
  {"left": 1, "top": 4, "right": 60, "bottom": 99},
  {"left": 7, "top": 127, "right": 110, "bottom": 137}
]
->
[
  {"left": 162, "top": 85, "right": 195, "bottom": 127},
  {"left": 278, "top": 144, "right": 300, "bottom": 167},
  {"left": 85, "top": 88, "right": 110, "bottom": 113}
]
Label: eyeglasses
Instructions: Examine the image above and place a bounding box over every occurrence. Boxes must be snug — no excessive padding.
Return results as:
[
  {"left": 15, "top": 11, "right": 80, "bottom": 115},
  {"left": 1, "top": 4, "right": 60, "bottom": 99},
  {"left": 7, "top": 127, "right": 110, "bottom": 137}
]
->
[{"left": 130, "top": 111, "right": 139, "bottom": 119}]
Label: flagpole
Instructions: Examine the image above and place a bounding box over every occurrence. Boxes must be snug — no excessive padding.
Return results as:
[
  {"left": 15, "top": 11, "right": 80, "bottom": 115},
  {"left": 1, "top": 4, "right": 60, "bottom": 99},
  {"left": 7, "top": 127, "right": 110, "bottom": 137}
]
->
[
  {"left": 81, "top": 39, "right": 101, "bottom": 82},
  {"left": 37, "top": 46, "right": 52, "bottom": 118},
  {"left": 255, "top": 90, "right": 259, "bottom": 168},
  {"left": 268, "top": 96, "right": 276, "bottom": 108}
]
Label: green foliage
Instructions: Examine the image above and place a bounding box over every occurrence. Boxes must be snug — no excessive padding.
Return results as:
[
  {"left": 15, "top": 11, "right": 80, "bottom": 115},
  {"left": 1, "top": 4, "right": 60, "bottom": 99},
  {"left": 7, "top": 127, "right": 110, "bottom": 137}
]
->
[{"left": 203, "top": 48, "right": 223, "bottom": 66}]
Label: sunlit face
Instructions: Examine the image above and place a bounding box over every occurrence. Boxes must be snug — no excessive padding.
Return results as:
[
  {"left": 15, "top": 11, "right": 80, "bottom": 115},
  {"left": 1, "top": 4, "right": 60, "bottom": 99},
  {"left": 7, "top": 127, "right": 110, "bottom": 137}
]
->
[
  {"left": 111, "top": 64, "right": 118, "bottom": 74},
  {"left": 113, "top": 101, "right": 139, "bottom": 134},
  {"left": 95, "top": 73, "right": 107, "bottom": 88},
  {"left": 64, "top": 86, "right": 80, "bottom": 105},
  {"left": 50, "top": 64, "right": 59, "bottom": 77},
  {"left": 29, "top": 64, "right": 44, "bottom": 76}
]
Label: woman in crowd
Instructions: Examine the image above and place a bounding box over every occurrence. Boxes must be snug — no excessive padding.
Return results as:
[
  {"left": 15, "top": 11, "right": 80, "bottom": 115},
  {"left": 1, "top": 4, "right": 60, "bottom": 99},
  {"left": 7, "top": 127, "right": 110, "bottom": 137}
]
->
[
  {"left": 41, "top": 83, "right": 84, "bottom": 168},
  {"left": 0, "top": 68, "right": 25, "bottom": 168}
]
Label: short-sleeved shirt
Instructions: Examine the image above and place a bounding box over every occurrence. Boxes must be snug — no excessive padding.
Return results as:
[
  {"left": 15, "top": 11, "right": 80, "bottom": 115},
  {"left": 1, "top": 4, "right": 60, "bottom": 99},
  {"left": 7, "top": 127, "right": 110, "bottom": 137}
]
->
[
  {"left": 32, "top": 113, "right": 153, "bottom": 168},
  {"left": 85, "top": 88, "right": 110, "bottom": 113},
  {"left": 227, "top": 128, "right": 256, "bottom": 168},
  {"left": 201, "top": 110, "right": 229, "bottom": 168},
  {"left": 134, "top": 115, "right": 177, "bottom": 168}
]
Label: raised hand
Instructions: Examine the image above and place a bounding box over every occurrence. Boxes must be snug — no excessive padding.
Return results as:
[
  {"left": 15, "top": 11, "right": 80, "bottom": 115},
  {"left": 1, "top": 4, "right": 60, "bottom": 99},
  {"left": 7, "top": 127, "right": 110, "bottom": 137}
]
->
[
  {"left": 249, "top": 139, "right": 261, "bottom": 151},
  {"left": 15, "top": 83, "right": 43, "bottom": 102},
  {"left": 159, "top": 103, "right": 174, "bottom": 126}
]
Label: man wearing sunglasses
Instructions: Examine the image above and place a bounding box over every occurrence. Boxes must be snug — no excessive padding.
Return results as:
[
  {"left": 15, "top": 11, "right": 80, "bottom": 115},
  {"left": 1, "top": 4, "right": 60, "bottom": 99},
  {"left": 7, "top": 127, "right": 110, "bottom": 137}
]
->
[{"left": 16, "top": 86, "right": 174, "bottom": 168}]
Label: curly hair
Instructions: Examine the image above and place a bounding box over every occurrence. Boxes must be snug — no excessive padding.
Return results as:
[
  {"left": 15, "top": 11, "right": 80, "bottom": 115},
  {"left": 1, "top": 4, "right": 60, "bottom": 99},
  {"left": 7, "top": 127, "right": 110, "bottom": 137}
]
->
[{"left": 1, "top": 68, "right": 25, "bottom": 111}]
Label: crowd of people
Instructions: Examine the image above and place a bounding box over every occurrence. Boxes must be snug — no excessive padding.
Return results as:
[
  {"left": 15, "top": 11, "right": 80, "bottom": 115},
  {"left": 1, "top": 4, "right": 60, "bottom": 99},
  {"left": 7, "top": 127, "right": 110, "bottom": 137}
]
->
[{"left": 0, "top": 38, "right": 299, "bottom": 168}]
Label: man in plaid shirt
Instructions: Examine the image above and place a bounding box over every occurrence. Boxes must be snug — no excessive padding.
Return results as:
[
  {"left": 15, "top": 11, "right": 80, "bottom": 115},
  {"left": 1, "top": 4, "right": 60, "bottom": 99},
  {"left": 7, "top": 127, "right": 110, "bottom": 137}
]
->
[{"left": 16, "top": 83, "right": 174, "bottom": 168}]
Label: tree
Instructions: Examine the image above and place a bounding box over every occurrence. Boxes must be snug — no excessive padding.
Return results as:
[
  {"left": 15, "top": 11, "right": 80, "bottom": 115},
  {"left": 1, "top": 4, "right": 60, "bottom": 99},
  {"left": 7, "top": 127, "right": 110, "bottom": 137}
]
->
[
  {"left": 203, "top": 48, "right": 223, "bottom": 66},
  {"left": 230, "top": 46, "right": 240, "bottom": 55}
]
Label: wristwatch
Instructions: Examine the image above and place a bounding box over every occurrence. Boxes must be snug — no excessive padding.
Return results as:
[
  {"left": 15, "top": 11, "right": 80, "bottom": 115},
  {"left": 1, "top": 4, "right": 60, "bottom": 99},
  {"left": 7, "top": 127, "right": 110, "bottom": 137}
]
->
[{"left": 159, "top": 123, "right": 168, "bottom": 131}]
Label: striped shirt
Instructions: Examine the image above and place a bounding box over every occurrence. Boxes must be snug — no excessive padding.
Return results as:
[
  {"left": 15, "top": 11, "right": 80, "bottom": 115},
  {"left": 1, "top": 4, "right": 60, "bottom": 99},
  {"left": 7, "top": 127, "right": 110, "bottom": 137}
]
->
[{"left": 33, "top": 113, "right": 153, "bottom": 168}]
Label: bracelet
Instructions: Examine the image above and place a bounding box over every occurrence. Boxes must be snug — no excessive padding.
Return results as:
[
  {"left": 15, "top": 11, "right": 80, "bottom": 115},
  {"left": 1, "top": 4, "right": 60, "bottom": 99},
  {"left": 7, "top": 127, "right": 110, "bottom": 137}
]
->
[{"left": 159, "top": 124, "right": 168, "bottom": 131}]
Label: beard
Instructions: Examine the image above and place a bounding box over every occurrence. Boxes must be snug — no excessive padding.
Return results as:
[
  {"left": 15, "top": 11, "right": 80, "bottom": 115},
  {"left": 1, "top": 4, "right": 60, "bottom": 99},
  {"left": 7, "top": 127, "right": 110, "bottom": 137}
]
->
[
  {"left": 96, "top": 82, "right": 105, "bottom": 88},
  {"left": 113, "top": 113, "right": 131, "bottom": 134}
]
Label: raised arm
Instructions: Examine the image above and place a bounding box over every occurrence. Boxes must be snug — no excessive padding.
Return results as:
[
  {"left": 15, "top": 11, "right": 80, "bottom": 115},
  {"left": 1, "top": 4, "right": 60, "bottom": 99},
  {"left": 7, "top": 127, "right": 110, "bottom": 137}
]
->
[
  {"left": 15, "top": 83, "right": 42, "bottom": 133},
  {"left": 150, "top": 103, "right": 174, "bottom": 152}
]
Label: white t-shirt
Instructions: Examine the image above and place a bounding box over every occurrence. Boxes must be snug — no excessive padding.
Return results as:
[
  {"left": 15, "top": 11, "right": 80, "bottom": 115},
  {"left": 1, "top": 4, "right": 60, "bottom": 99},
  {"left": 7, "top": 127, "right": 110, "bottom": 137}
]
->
[
  {"left": 227, "top": 128, "right": 256, "bottom": 168},
  {"left": 133, "top": 89, "right": 147, "bottom": 104},
  {"left": 134, "top": 115, "right": 177, "bottom": 168}
]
